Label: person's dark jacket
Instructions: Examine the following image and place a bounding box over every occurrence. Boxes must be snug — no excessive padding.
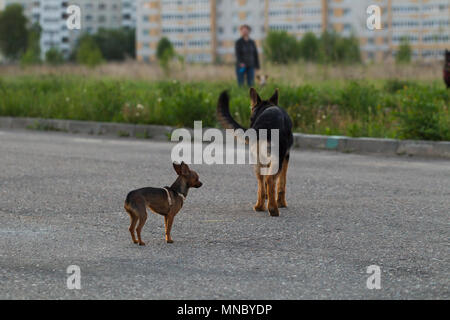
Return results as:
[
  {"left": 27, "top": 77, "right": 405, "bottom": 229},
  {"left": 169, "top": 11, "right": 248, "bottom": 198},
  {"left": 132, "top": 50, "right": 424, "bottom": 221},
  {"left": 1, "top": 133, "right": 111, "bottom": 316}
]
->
[{"left": 235, "top": 37, "right": 260, "bottom": 69}]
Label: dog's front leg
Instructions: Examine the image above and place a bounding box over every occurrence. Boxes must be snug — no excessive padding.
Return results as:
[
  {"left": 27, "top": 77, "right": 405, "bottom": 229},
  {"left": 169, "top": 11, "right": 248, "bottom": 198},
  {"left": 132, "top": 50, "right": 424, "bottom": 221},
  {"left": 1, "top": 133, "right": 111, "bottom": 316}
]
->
[{"left": 164, "top": 215, "right": 174, "bottom": 243}]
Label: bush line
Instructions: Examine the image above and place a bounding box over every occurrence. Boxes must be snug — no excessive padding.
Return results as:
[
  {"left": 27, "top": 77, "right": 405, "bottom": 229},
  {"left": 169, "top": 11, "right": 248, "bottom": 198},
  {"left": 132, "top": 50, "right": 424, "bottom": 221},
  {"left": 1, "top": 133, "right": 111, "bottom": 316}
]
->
[{"left": 0, "top": 76, "right": 448, "bottom": 141}]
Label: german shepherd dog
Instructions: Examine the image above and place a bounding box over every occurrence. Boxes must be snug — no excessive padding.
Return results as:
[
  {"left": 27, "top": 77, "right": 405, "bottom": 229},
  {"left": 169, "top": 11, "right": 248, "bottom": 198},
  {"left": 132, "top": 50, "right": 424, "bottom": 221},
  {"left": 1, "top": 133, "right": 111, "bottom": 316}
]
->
[
  {"left": 444, "top": 50, "right": 450, "bottom": 89},
  {"left": 217, "top": 88, "right": 293, "bottom": 217}
]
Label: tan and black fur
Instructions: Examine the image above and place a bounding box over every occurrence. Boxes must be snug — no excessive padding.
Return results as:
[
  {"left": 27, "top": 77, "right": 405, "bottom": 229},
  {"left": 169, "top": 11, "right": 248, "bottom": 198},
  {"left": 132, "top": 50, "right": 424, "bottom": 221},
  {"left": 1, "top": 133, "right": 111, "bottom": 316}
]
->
[
  {"left": 124, "top": 162, "right": 202, "bottom": 245},
  {"left": 217, "top": 88, "right": 294, "bottom": 217}
]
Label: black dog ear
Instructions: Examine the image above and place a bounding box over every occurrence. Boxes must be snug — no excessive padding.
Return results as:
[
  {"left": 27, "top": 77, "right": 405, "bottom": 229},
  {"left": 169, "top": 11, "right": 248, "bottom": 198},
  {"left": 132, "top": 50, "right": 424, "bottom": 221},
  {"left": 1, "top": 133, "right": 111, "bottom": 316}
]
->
[
  {"left": 249, "top": 87, "right": 262, "bottom": 108},
  {"left": 269, "top": 89, "right": 279, "bottom": 105}
]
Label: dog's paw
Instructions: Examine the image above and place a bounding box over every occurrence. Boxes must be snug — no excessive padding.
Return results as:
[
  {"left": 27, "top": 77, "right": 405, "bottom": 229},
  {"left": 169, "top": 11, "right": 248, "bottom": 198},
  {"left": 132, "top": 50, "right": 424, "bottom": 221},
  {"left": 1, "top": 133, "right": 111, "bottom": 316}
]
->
[
  {"left": 253, "top": 204, "right": 266, "bottom": 212},
  {"left": 269, "top": 207, "right": 280, "bottom": 217},
  {"left": 277, "top": 199, "right": 287, "bottom": 208},
  {"left": 138, "top": 241, "right": 146, "bottom": 246},
  {"left": 166, "top": 239, "right": 174, "bottom": 244}
]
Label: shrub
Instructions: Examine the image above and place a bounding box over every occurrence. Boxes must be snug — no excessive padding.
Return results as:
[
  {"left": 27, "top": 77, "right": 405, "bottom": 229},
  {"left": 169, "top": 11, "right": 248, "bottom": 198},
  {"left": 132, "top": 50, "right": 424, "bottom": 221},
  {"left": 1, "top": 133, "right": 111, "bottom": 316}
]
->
[
  {"left": 20, "top": 23, "right": 41, "bottom": 67},
  {"left": 76, "top": 35, "right": 104, "bottom": 67},
  {"left": 263, "top": 31, "right": 300, "bottom": 64},
  {"left": 319, "top": 31, "right": 361, "bottom": 64},
  {"left": 396, "top": 38, "right": 412, "bottom": 64},
  {"left": 396, "top": 87, "right": 449, "bottom": 140},
  {"left": 298, "top": 32, "right": 320, "bottom": 62},
  {"left": 0, "top": 77, "right": 448, "bottom": 141},
  {"left": 156, "top": 37, "right": 174, "bottom": 61},
  {"left": 0, "top": 4, "right": 28, "bottom": 60},
  {"left": 156, "top": 37, "right": 183, "bottom": 74},
  {"left": 45, "top": 47, "right": 64, "bottom": 65},
  {"left": 93, "top": 27, "right": 135, "bottom": 61},
  {"left": 383, "top": 79, "right": 415, "bottom": 93},
  {"left": 339, "top": 82, "right": 380, "bottom": 119}
]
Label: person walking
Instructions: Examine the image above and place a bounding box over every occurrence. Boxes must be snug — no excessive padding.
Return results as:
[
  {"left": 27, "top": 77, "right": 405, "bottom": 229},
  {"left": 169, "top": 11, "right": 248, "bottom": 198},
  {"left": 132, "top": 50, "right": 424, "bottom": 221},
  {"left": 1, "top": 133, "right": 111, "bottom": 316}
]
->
[{"left": 235, "top": 25, "right": 260, "bottom": 86}]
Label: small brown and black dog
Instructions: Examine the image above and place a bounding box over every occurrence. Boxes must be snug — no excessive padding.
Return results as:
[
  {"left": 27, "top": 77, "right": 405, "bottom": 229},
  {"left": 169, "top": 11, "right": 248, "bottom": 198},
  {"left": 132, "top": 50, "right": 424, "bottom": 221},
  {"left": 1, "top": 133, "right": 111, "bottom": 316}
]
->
[{"left": 124, "top": 162, "right": 202, "bottom": 245}]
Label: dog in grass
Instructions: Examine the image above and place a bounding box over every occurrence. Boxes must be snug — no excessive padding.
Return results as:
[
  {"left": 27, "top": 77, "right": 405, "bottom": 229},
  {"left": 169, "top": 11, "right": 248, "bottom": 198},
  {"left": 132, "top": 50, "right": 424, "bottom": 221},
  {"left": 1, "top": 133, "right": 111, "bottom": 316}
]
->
[
  {"left": 217, "top": 88, "right": 293, "bottom": 217},
  {"left": 256, "top": 74, "right": 269, "bottom": 88}
]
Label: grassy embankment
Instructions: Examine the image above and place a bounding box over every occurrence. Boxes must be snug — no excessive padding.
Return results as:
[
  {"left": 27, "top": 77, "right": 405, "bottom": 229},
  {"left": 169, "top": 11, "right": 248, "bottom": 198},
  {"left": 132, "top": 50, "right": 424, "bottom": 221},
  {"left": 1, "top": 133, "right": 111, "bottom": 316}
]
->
[{"left": 0, "top": 63, "right": 448, "bottom": 141}]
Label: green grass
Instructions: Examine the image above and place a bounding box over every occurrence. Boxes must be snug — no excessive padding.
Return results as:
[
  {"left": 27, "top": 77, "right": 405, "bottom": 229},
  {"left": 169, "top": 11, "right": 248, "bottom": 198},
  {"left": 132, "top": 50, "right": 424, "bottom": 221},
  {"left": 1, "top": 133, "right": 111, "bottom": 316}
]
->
[{"left": 0, "top": 75, "right": 448, "bottom": 141}]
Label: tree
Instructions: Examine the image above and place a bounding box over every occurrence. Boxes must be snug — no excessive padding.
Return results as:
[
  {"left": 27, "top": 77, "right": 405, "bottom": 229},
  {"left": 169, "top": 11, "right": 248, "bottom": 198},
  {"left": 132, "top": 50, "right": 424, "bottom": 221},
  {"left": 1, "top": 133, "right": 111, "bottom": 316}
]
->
[
  {"left": 263, "top": 30, "right": 300, "bottom": 64},
  {"left": 298, "top": 32, "right": 320, "bottom": 62},
  {"left": 156, "top": 37, "right": 174, "bottom": 60},
  {"left": 318, "top": 31, "right": 361, "bottom": 64},
  {"left": 45, "top": 47, "right": 64, "bottom": 65},
  {"left": 76, "top": 35, "right": 104, "bottom": 67},
  {"left": 396, "top": 37, "right": 412, "bottom": 64},
  {"left": 319, "top": 31, "right": 339, "bottom": 63},
  {"left": 92, "top": 27, "right": 135, "bottom": 61},
  {"left": 20, "top": 23, "right": 41, "bottom": 66},
  {"left": 0, "top": 4, "right": 28, "bottom": 60},
  {"left": 335, "top": 35, "right": 361, "bottom": 64},
  {"left": 156, "top": 37, "right": 176, "bottom": 72}
]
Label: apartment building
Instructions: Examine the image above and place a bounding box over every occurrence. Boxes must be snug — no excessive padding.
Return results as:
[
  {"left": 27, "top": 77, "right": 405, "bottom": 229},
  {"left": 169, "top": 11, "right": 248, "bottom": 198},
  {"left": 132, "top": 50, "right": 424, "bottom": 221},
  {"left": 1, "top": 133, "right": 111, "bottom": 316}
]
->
[
  {"left": 122, "top": 0, "right": 137, "bottom": 28},
  {"left": 137, "top": 0, "right": 450, "bottom": 63},
  {"left": 389, "top": 0, "right": 450, "bottom": 60},
  {"left": 326, "top": 0, "right": 450, "bottom": 61},
  {"left": 137, "top": 0, "right": 215, "bottom": 63},
  {"left": 137, "top": 0, "right": 326, "bottom": 63}
]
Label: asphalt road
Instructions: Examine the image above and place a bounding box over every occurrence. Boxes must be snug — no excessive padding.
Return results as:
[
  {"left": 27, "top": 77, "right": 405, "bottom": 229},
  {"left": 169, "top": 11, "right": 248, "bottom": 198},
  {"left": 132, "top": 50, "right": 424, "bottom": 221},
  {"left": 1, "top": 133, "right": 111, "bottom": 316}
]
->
[{"left": 0, "top": 129, "right": 448, "bottom": 299}]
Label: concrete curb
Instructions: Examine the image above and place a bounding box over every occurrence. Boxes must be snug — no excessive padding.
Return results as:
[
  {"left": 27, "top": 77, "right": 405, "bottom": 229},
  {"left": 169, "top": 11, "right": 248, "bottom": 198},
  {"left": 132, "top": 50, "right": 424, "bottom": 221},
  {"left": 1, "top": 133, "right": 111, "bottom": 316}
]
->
[
  {"left": 293, "top": 133, "right": 450, "bottom": 159},
  {"left": 0, "top": 117, "right": 173, "bottom": 141},
  {"left": 1, "top": 117, "right": 449, "bottom": 159}
]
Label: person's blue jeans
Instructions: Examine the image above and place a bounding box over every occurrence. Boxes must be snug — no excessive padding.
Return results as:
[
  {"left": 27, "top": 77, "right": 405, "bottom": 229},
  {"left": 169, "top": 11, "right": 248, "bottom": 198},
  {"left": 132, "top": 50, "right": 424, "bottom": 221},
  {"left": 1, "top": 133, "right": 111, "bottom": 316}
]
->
[{"left": 236, "top": 66, "right": 255, "bottom": 87}]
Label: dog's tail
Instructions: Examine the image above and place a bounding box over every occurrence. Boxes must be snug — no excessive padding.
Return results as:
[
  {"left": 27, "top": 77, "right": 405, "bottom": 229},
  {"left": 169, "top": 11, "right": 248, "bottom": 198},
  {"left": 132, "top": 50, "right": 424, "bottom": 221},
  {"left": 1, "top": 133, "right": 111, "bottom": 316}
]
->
[{"left": 216, "top": 91, "right": 247, "bottom": 131}]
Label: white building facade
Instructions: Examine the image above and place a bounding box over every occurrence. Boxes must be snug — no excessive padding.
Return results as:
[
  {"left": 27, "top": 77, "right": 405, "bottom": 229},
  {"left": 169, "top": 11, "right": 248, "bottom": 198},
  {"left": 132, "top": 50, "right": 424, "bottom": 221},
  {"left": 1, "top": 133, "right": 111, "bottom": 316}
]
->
[{"left": 137, "top": 0, "right": 450, "bottom": 63}]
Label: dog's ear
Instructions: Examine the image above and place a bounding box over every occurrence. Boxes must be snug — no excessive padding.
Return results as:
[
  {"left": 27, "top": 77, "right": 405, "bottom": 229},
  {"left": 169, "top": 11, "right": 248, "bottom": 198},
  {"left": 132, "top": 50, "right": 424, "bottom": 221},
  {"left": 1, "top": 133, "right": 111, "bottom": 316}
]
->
[
  {"left": 249, "top": 88, "right": 261, "bottom": 108},
  {"left": 265, "top": 75, "right": 269, "bottom": 79},
  {"left": 269, "top": 89, "right": 279, "bottom": 105},
  {"left": 173, "top": 161, "right": 190, "bottom": 176},
  {"left": 180, "top": 161, "right": 190, "bottom": 176},
  {"left": 173, "top": 162, "right": 182, "bottom": 175},
  {"left": 256, "top": 75, "right": 261, "bottom": 80}
]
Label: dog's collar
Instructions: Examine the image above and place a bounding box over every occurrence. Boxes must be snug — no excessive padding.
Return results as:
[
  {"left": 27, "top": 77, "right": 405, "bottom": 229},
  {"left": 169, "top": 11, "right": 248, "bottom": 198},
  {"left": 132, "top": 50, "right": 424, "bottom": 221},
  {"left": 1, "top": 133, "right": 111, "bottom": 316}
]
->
[{"left": 163, "top": 187, "right": 186, "bottom": 206}]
